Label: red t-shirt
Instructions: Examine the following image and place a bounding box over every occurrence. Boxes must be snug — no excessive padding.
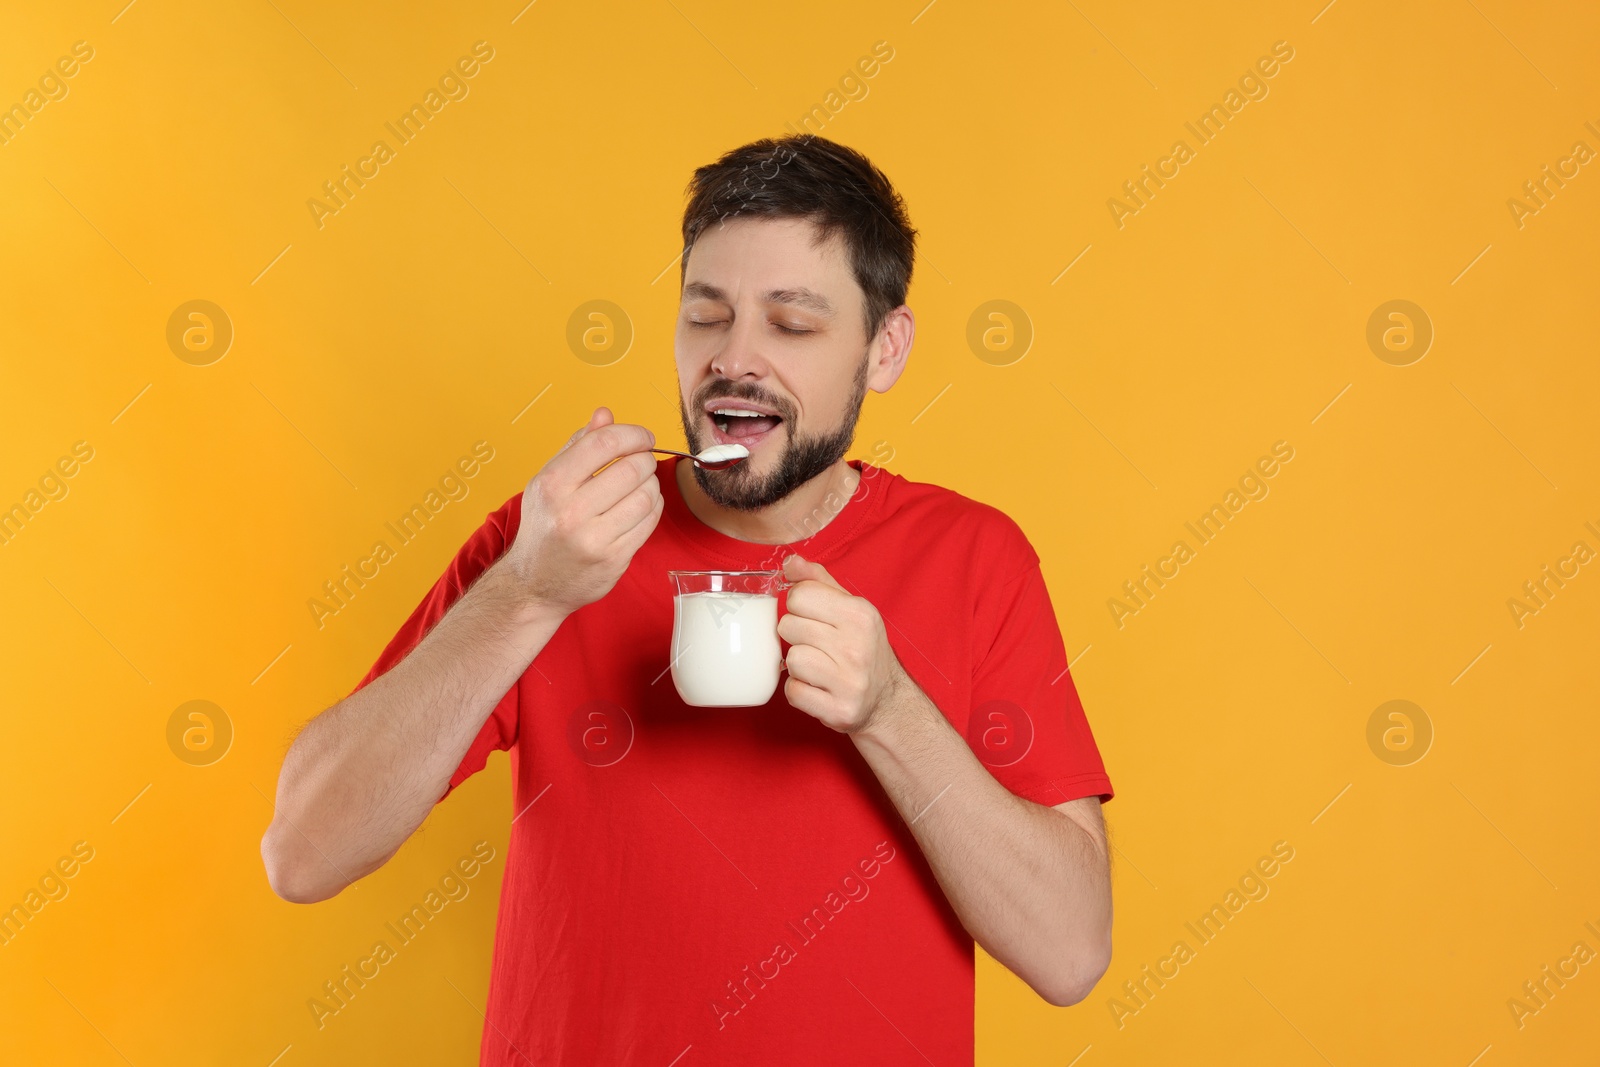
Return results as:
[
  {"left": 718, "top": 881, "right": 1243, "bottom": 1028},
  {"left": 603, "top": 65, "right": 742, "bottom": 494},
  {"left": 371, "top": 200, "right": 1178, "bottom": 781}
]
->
[{"left": 351, "top": 456, "right": 1113, "bottom": 1065}]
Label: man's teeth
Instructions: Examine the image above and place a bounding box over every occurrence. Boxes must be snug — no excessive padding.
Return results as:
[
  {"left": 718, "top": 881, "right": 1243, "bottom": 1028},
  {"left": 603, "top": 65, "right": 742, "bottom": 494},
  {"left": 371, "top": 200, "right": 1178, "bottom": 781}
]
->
[{"left": 710, "top": 408, "right": 778, "bottom": 433}]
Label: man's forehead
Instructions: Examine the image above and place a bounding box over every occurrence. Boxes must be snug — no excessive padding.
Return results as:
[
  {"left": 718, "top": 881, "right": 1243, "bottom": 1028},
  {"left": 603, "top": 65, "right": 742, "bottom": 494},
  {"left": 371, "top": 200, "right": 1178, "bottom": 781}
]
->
[
  {"left": 682, "top": 218, "right": 854, "bottom": 311},
  {"left": 690, "top": 216, "right": 849, "bottom": 270}
]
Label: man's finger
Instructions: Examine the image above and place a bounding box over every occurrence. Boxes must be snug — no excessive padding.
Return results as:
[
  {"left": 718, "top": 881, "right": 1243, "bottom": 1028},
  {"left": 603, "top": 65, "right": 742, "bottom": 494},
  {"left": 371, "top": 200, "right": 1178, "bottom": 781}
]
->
[
  {"left": 575, "top": 448, "right": 655, "bottom": 515},
  {"left": 605, "top": 481, "right": 665, "bottom": 555},
  {"left": 549, "top": 420, "right": 655, "bottom": 494},
  {"left": 777, "top": 611, "right": 837, "bottom": 652},
  {"left": 559, "top": 407, "right": 609, "bottom": 453},
  {"left": 784, "top": 578, "right": 853, "bottom": 625},
  {"left": 783, "top": 643, "right": 838, "bottom": 689},
  {"left": 586, "top": 465, "right": 662, "bottom": 544},
  {"left": 782, "top": 553, "right": 846, "bottom": 592}
]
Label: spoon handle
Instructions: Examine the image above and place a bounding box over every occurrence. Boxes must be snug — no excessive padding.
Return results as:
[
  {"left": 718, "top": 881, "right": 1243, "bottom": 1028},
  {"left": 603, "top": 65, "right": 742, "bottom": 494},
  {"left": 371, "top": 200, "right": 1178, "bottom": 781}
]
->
[{"left": 646, "top": 446, "right": 745, "bottom": 471}]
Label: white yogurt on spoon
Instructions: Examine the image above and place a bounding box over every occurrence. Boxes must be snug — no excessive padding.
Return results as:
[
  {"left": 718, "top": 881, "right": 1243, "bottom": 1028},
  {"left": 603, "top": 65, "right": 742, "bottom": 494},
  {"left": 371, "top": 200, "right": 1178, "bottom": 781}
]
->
[{"left": 694, "top": 443, "right": 750, "bottom": 465}]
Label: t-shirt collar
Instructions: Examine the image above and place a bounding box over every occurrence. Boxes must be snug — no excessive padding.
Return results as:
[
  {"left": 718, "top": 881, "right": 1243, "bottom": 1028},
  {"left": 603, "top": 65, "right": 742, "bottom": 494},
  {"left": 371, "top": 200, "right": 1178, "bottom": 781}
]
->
[{"left": 659, "top": 456, "right": 883, "bottom": 569}]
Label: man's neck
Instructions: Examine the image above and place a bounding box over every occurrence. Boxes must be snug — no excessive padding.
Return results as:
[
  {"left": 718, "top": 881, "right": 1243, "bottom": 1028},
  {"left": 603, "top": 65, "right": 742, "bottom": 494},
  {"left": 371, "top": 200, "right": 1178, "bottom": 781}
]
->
[{"left": 674, "top": 457, "right": 861, "bottom": 545}]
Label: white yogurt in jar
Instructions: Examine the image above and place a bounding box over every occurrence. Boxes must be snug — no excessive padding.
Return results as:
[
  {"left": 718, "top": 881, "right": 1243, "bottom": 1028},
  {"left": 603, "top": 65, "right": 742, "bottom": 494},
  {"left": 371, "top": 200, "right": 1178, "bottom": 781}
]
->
[{"left": 670, "top": 591, "right": 781, "bottom": 706}]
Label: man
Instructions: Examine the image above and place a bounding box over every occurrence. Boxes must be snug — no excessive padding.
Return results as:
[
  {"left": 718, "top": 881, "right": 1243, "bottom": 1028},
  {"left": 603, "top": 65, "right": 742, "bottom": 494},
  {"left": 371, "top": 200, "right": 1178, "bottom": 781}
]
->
[{"left": 261, "top": 134, "right": 1114, "bottom": 1064}]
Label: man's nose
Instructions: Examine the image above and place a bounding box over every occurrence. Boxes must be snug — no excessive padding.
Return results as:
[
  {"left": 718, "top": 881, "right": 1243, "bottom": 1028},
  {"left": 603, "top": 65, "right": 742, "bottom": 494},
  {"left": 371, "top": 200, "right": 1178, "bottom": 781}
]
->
[{"left": 710, "top": 315, "right": 771, "bottom": 380}]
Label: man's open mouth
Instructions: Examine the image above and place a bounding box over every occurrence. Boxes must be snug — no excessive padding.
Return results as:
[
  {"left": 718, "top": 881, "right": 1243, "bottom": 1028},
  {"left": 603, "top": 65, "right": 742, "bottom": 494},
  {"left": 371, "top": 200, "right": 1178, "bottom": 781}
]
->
[{"left": 707, "top": 404, "right": 784, "bottom": 450}]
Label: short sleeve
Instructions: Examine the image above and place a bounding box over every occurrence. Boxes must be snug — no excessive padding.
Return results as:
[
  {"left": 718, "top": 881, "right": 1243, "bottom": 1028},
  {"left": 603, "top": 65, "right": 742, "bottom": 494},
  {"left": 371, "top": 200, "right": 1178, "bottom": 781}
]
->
[
  {"left": 967, "top": 558, "right": 1114, "bottom": 807},
  {"left": 347, "top": 495, "right": 524, "bottom": 803}
]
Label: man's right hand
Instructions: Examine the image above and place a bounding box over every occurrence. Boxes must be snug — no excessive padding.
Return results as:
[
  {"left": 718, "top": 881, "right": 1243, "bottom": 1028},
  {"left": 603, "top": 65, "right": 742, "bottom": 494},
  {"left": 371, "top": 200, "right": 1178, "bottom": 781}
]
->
[
  {"left": 262, "top": 408, "right": 663, "bottom": 903},
  {"left": 499, "top": 406, "right": 665, "bottom": 618}
]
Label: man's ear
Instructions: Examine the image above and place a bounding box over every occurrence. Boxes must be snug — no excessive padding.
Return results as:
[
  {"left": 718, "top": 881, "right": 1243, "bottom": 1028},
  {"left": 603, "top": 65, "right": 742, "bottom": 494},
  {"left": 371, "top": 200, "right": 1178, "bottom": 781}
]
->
[{"left": 867, "top": 305, "right": 914, "bottom": 394}]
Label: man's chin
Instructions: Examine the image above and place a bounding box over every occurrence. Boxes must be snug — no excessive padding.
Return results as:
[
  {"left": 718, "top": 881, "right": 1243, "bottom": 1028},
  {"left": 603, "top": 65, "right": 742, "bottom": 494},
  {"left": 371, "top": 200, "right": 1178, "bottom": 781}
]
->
[{"left": 691, "top": 444, "right": 784, "bottom": 511}]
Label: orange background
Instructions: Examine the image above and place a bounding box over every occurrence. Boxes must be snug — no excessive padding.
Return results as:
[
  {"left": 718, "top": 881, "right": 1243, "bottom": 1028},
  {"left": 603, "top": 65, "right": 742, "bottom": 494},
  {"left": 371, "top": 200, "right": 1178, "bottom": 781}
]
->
[{"left": 2, "top": 1, "right": 1597, "bottom": 1063}]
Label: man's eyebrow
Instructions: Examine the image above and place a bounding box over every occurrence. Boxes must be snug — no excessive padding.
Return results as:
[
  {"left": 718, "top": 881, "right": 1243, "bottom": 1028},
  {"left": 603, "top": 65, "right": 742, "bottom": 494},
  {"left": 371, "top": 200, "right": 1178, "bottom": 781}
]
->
[
  {"left": 681, "top": 281, "right": 725, "bottom": 305},
  {"left": 765, "top": 288, "right": 835, "bottom": 316},
  {"left": 682, "top": 282, "right": 835, "bottom": 318}
]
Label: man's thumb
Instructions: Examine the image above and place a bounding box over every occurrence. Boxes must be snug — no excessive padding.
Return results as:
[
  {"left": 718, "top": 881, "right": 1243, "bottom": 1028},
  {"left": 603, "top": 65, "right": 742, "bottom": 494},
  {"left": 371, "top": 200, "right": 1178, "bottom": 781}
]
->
[
  {"left": 782, "top": 552, "right": 807, "bottom": 574},
  {"left": 783, "top": 553, "right": 838, "bottom": 588}
]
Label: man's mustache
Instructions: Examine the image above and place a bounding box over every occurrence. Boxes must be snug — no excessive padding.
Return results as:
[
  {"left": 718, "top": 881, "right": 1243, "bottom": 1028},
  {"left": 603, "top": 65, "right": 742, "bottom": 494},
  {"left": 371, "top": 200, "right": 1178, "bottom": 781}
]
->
[{"left": 696, "top": 383, "right": 792, "bottom": 421}]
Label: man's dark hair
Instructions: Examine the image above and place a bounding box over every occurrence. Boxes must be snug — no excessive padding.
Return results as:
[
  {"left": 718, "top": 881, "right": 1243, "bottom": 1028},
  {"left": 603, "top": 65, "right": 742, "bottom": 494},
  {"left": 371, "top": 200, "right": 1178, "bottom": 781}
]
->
[{"left": 680, "top": 135, "right": 917, "bottom": 342}]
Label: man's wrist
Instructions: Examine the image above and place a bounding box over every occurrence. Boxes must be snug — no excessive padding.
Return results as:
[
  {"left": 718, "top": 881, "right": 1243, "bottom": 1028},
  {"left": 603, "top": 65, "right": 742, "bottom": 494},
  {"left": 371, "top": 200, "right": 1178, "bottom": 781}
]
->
[
  {"left": 852, "top": 667, "right": 934, "bottom": 750},
  {"left": 478, "top": 555, "right": 568, "bottom": 634}
]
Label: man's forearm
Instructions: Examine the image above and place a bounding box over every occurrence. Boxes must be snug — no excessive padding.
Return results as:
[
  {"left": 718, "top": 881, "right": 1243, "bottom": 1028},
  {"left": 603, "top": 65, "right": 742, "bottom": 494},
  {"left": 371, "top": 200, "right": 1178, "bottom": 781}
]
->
[
  {"left": 262, "top": 557, "right": 564, "bottom": 902},
  {"left": 850, "top": 676, "right": 1112, "bottom": 1006}
]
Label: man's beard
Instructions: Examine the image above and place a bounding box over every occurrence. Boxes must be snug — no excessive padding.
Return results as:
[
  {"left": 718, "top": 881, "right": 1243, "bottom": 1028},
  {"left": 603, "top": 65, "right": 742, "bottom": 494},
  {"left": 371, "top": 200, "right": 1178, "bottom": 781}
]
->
[{"left": 679, "top": 354, "right": 870, "bottom": 512}]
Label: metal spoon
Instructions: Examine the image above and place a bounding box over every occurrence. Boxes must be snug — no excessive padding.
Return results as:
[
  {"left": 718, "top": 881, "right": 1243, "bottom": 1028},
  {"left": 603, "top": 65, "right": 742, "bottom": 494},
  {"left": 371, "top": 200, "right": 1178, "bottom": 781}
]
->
[{"left": 648, "top": 446, "right": 749, "bottom": 471}]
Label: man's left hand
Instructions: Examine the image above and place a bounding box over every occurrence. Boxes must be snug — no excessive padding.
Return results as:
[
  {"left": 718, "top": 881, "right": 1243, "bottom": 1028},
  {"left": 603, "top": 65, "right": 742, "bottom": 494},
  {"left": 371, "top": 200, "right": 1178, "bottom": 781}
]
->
[{"left": 778, "top": 553, "right": 910, "bottom": 734}]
